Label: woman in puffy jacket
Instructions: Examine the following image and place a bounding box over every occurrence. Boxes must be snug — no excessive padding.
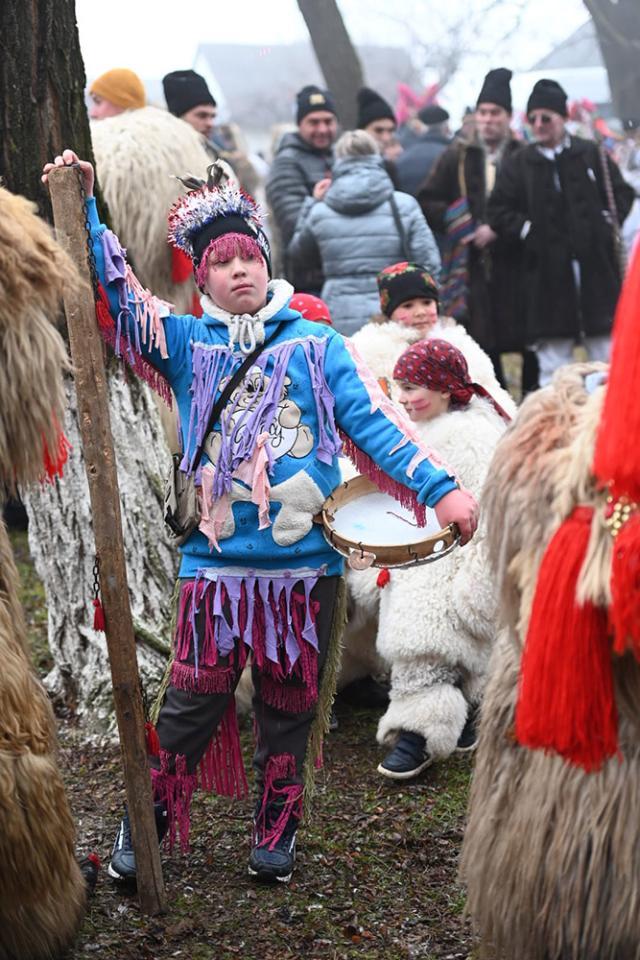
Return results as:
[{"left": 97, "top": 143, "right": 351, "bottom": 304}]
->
[{"left": 288, "top": 130, "right": 441, "bottom": 336}]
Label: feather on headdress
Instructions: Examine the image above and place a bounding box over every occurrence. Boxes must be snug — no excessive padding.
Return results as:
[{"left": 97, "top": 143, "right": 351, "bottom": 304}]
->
[{"left": 167, "top": 162, "right": 269, "bottom": 271}]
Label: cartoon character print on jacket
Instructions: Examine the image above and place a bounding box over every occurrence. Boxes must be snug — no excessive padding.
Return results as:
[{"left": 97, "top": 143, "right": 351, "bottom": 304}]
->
[{"left": 200, "top": 364, "right": 324, "bottom": 549}]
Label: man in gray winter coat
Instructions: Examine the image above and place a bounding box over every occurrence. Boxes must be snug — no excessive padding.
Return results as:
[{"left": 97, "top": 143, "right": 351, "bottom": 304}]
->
[{"left": 266, "top": 85, "right": 337, "bottom": 294}]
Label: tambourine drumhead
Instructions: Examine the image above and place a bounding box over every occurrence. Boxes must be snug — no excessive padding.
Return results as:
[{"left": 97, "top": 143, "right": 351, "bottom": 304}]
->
[{"left": 320, "top": 475, "right": 459, "bottom": 569}]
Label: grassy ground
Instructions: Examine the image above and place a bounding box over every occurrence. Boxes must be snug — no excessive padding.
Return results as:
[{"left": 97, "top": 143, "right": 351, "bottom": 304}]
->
[{"left": 11, "top": 527, "right": 477, "bottom": 960}]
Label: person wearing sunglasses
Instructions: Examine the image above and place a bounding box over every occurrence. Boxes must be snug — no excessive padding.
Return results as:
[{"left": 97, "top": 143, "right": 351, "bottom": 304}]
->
[{"left": 488, "top": 78, "right": 635, "bottom": 387}]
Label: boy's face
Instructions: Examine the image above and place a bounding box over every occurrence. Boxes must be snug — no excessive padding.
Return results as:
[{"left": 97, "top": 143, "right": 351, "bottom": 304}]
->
[
  {"left": 390, "top": 297, "right": 438, "bottom": 336},
  {"left": 205, "top": 253, "right": 268, "bottom": 315},
  {"left": 395, "top": 381, "right": 450, "bottom": 422}
]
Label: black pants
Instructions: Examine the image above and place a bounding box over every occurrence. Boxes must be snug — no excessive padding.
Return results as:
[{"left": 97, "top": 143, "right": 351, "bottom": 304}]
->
[{"left": 153, "top": 575, "right": 339, "bottom": 786}]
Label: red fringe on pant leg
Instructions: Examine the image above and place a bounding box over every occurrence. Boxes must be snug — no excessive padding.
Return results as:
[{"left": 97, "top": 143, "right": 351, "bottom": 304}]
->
[
  {"left": 174, "top": 581, "right": 195, "bottom": 661},
  {"left": 170, "top": 661, "right": 237, "bottom": 694},
  {"left": 255, "top": 753, "right": 303, "bottom": 851},
  {"left": 151, "top": 751, "right": 197, "bottom": 854},
  {"left": 198, "top": 699, "right": 248, "bottom": 799}
]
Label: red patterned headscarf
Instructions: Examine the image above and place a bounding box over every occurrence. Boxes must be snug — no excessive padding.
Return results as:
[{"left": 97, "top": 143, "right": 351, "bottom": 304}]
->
[{"left": 393, "top": 338, "right": 512, "bottom": 423}]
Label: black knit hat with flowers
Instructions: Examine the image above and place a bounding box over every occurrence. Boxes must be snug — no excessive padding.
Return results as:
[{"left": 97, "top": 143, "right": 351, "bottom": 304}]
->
[{"left": 376, "top": 262, "right": 439, "bottom": 319}]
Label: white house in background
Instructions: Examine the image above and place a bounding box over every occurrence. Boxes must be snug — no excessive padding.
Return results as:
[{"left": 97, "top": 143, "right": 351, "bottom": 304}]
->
[{"left": 512, "top": 20, "right": 611, "bottom": 117}]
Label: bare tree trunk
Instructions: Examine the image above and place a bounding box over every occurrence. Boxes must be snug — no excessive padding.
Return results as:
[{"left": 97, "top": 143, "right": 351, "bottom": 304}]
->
[
  {"left": 1, "top": 0, "right": 177, "bottom": 726},
  {"left": 584, "top": 0, "right": 640, "bottom": 121},
  {"left": 296, "top": 0, "right": 364, "bottom": 129},
  {"left": 23, "top": 367, "right": 177, "bottom": 730}
]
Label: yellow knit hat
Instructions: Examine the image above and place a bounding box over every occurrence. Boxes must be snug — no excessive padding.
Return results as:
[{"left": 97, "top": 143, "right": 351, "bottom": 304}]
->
[{"left": 89, "top": 68, "right": 146, "bottom": 110}]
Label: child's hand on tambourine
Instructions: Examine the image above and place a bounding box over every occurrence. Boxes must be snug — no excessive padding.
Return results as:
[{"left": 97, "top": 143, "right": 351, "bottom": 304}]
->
[
  {"left": 42, "top": 149, "right": 95, "bottom": 197},
  {"left": 434, "top": 487, "right": 479, "bottom": 546}
]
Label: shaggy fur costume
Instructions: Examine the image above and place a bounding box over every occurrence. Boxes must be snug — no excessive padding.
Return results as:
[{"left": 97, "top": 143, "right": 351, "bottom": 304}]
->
[
  {"left": 459, "top": 362, "right": 640, "bottom": 960},
  {"left": 0, "top": 187, "right": 86, "bottom": 958},
  {"left": 91, "top": 107, "right": 229, "bottom": 452},
  {"left": 342, "top": 317, "right": 515, "bottom": 691},
  {"left": 376, "top": 396, "right": 507, "bottom": 756}
]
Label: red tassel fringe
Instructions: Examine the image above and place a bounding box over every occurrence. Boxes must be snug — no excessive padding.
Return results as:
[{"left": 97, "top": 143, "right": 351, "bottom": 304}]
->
[
  {"left": 593, "top": 246, "right": 640, "bottom": 502},
  {"left": 42, "top": 418, "right": 71, "bottom": 482},
  {"left": 515, "top": 506, "right": 618, "bottom": 772},
  {"left": 377, "top": 568, "right": 391, "bottom": 589},
  {"left": 145, "top": 721, "right": 161, "bottom": 757},
  {"left": 339, "top": 431, "right": 427, "bottom": 527},
  {"left": 171, "top": 246, "right": 193, "bottom": 284},
  {"left": 610, "top": 512, "right": 640, "bottom": 659},
  {"left": 92, "top": 597, "right": 105, "bottom": 632}
]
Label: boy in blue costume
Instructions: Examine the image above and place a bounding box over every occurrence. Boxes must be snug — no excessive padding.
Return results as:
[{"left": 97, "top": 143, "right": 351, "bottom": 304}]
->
[{"left": 43, "top": 150, "right": 478, "bottom": 884}]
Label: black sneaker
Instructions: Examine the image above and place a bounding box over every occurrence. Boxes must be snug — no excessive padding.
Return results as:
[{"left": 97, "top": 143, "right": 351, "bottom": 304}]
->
[
  {"left": 377, "top": 731, "right": 432, "bottom": 780},
  {"left": 107, "top": 802, "right": 168, "bottom": 882},
  {"left": 248, "top": 800, "right": 299, "bottom": 884},
  {"left": 456, "top": 707, "right": 479, "bottom": 753}
]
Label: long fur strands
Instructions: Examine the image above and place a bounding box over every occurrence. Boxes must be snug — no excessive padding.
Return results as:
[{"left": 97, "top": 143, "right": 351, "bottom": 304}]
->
[
  {"left": 0, "top": 186, "right": 86, "bottom": 959},
  {"left": 461, "top": 361, "right": 640, "bottom": 960},
  {"left": 0, "top": 187, "right": 76, "bottom": 493}
]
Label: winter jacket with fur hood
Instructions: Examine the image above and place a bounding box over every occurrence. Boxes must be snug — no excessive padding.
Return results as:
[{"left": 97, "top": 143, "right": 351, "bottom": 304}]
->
[{"left": 289, "top": 155, "right": 441, "bottom": 337}]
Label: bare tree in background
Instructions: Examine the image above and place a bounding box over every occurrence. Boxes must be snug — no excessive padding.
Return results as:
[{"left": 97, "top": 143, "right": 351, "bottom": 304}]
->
[
  {"left": 296, "top": 0, "right": 364, "bottom": 128},
  {"left": 0, "top": 0, "right": 176, "bottom": 729},
  {"left": 583, "top": 0, "right": 640, "bottom": 121}
]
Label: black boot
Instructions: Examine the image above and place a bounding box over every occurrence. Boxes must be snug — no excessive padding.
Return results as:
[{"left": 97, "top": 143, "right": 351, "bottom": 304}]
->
[
  {"left": 248, "top": 793, "right": 301, "bottom": 884},
  {"left": 377, "top": 730, "right": 432, "bottom": 780},
  {"left": 108, "top": 802, "right": 168, "bottom": 882}
]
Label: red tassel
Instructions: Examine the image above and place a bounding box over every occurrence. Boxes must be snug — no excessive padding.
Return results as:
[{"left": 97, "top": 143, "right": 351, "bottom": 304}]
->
[
  {"left": 171, "top": 246, "right": 193, "bottom": 284},
  {"left": 515, "top": 506, "right": 618, "bottom": 772},
  {"left": 92, "top": 597, "right": 105, "bottom": 632},
  {"left": 610, "top": 512, "right": 640, "bottom": 659},
  {"left": 42, "top": 418, "right": 71, "bottom": 481},
  {"left": 145, "top": 721, "right": 161, "bottom": 757},
  {"left": 95, "top": 283, "right": 115, "bottom": 334},
  {"left": 594, "top": 245, "right": 640, "bottom": 501},
  {"left": 376, "top": 567, "right": 391, "bottom": 589}
]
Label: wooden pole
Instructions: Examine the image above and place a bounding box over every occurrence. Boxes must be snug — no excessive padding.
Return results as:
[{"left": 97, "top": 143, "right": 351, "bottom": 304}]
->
[{"left": 48, "top": 165, "right": 166, "bottom": 916}]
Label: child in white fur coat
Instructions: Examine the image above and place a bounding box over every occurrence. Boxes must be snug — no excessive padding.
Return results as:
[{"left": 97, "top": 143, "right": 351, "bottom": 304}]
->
[{"left": 375, "top": 337, "right": 511, "bottom": 777}]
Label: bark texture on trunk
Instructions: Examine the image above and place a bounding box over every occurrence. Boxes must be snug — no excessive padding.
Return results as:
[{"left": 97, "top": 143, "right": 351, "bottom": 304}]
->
[
  {"left": 24, "top": 366, "right": 177, "bottom": 730},
  {"left": 584, "top": 0, "right": 640, "bottom": 122},
  {"left": 296, "top": 0, "right": 364, "bottom": 129}
]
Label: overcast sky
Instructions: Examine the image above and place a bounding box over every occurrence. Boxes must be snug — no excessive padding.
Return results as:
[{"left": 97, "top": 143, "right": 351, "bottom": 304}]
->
[{"left": 76, "top": 0, "right": 591, "bottom": 117}]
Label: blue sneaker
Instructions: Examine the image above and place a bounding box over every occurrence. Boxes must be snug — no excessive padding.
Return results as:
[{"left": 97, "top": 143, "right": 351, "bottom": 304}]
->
[
  {"left": 107, "top": 803, "right": 168, "bottom": 882},
  {"left": 248, "top": 800, "right": 299, "bottom": 884},
  {"left": 377, "top": 731, "right": 432, "bottom": 780}
]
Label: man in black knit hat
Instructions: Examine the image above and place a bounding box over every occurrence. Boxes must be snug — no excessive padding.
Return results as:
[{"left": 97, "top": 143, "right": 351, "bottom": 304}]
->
[
  {"left": 356, "top": 87, "right": 397, "bottom": 153},
  {"left": 489, "top": 78, "right": 635, "bottom": 387},
  {"left": 266, "top": 85, "right": 337, "bottom": 295},
  {"left": 419, "top": 69, "right": 528, "bottom": 391},
  {"left": 396, "top": 104, "right": 451, "bottom": 197}
]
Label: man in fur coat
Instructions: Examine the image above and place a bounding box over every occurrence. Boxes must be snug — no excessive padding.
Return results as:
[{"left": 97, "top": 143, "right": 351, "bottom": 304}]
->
[{"left": 488, "top": 78, "right": 635, "bottom": 387}]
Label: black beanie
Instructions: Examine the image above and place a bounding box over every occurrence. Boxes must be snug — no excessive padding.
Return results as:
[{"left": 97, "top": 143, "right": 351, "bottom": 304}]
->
[
  {"left": 526, "top": 79, "right": 568, "bottom": 118},
  {"left": 476, "top": 68, "right": 513, "bottom": 112},
  {"left": 357, "top": 87, "right": 396, "bottom": 129},
  {"left": 377, "top": 262, "right": 439, "bottom": 318},
  {"left": 417, "top": 104, "right": 450, "bottom": 126},
  {"left": 296, "top": 85, "right": 337, "bottom": 124},
  {"left": 163, "top": 70, "right": 216, "bottom": 117}
]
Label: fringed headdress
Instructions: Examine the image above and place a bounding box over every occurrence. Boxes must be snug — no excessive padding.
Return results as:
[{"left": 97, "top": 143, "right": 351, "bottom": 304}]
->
[{"left": 167, "top": 163, "right": 271, "bottom": 288}]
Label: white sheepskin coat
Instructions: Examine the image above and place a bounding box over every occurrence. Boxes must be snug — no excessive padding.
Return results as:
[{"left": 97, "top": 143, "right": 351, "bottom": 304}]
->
[
  {"left": 338, "top": 317, "right": 515, "bottom": 694},
  {"left": 375, "top": 397, "right": 507, "bottom": 757}
]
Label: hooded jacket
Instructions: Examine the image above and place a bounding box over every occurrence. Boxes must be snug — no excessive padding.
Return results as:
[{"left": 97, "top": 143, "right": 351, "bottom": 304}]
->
[
  {"left": 88, "top": 197, "right": 458, "bottom": 582},
  {"left": 288, "top": 155, "right": 441, "bottom": 337}
]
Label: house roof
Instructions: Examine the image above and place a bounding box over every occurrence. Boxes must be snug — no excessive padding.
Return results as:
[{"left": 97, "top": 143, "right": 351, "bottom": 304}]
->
[
  {"left": 532, "top": 20, "right": 603, "bottom": 71},
  {"left": 194, "top": 41, "right": 418, "bottom": 128}
]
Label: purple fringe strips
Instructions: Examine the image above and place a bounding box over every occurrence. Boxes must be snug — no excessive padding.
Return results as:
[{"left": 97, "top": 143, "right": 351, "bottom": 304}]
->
[
  {"left": 182, "top": 338, "right": 341, "bottom": 492},
  {"left": 340, "top": 430, "right": 427, "bottom": 527},
  {"left": 152, "top": 701, "right": 248, "bottom": 853},
  {"left": 98, "top": 233, "right": 173, "bottom": 406},
  {"left": 173, "top": 574, "right": 320, "bottom": 710},
  {"left": 255, "top": 754, "right": 303, "bottom": 851}
]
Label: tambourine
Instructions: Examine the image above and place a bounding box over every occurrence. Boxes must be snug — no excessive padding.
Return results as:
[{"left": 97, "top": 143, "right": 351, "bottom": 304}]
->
[{"left": 319, "top": 475, "right": 460, "bottom": 570}]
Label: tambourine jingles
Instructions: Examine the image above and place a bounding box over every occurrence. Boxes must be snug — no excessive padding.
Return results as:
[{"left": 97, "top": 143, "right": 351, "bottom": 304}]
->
[{"left": 318, "top": 475, "right": 460, "bottom": 570}]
